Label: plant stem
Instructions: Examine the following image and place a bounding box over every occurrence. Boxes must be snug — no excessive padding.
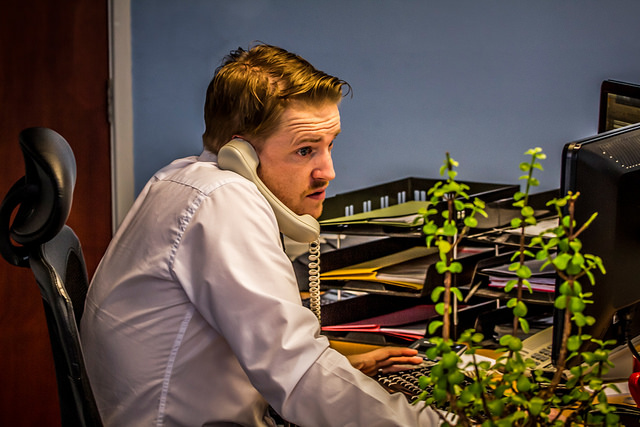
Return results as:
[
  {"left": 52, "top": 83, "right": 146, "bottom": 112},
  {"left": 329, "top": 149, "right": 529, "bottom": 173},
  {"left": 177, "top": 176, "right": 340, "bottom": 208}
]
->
[
  {"left": 443, "top": 271, "right": 451, "bottom": 341},
  {"left": 548, "top": 297, "right": 572, "bottom": 391},
  {"left": 442, "top": 196, "right": 455, "bottom": 341},
  {"left": 512, "top": 153, "right": 535, "bottom": 338},
  {"left": 546, "top": 198, "right": 576, "bottom": 393},
  {"left": 512, "top": 228, "right": 527, "bottom": 338}
]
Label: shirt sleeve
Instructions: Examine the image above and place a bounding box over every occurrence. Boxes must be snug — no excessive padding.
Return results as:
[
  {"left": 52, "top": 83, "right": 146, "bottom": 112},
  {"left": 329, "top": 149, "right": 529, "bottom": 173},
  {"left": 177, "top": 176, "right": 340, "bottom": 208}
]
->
[
  {"left": 285, "top": 349, "right": 444, "bottom": 426},
  {"left": 172, "top": 177, "right": 441, "bottom": 426}
]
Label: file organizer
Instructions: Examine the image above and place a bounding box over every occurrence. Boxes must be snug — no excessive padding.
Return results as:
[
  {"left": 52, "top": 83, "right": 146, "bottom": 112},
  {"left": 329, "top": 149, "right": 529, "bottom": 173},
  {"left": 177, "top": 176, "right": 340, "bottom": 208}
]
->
[
  {"left": 464, "top": 252, "right": 556, "bottom": 306},
  {"left": 318, "top": 292, "right": 497, "bottom": 344},
  {"left": 319, "top": 177, "right": 520, "bottom": 235},
  {"left": 318, "top": 236, "right": 494, "bottom": 298},
  {"left": 312, "top": 236, "right": 499, "bottom": 344},
  {"left": 307, "top": 178, "right": 522, "bottom": 345}
]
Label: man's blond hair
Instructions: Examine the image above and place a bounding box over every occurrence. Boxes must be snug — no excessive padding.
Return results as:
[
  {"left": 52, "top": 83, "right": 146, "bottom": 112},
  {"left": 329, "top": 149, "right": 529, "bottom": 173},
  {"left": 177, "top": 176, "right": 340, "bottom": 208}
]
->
[{"left": 202, "top": 43, "right": 350, "bottom": 153}]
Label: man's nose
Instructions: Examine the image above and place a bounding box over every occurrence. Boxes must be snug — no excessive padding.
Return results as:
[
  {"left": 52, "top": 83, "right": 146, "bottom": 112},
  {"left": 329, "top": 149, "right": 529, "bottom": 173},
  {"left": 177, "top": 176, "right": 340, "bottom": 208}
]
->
[{"left": 312, "top": 152, "right": 335, "bottom": 182}]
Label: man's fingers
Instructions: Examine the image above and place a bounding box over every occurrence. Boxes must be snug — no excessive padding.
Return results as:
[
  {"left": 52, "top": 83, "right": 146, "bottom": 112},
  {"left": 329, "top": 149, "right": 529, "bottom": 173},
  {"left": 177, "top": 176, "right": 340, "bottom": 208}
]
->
[{"left": 376, "top": 355, "right": 423, "bottom": 369}]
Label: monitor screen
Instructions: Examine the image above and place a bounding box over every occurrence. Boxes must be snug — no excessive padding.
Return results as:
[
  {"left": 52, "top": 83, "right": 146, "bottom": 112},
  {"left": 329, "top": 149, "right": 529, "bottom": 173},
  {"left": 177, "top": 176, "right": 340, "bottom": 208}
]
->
[
  {"left": 598, "top": 80, "right": 640, "bottom": 133},
  {"left": 553, "top": 122, "right": 640, "bottom": 363}
]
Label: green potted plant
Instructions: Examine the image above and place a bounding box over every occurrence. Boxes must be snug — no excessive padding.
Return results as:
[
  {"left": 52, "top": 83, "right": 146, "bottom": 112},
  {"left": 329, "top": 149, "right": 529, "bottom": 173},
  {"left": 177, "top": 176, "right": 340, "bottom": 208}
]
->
[{"left": 414, "top": 149, "right": 621, "bottom": 426}]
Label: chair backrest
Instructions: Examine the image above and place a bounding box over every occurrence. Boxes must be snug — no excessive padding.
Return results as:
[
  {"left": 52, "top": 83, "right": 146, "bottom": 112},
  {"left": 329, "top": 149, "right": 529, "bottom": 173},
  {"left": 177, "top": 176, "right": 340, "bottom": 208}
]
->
[{"left": 0, "top": 127, "right": 103, "bottom": 427}]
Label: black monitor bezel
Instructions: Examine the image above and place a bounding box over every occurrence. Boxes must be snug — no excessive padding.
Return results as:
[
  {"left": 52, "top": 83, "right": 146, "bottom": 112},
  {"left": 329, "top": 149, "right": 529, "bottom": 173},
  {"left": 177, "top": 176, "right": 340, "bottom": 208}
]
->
[{"left": 598, "top": 80, "right": 640, "bottom": 133}]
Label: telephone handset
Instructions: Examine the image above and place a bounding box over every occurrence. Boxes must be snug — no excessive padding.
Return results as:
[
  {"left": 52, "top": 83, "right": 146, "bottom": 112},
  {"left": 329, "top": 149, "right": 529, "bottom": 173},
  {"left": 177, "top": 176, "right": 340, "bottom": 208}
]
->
[
  {"left": 217, "top": 138, "right": 320, "bottom": 243},
  {"left": 218, "top": 138, "right": 322, "bottom": 322}
]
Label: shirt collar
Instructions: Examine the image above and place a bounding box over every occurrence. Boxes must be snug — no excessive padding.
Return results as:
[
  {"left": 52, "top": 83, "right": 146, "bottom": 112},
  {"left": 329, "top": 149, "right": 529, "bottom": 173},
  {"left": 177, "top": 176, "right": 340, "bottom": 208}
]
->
[{"left": 198, "top": 149, "right": 217, "bottom": 163}]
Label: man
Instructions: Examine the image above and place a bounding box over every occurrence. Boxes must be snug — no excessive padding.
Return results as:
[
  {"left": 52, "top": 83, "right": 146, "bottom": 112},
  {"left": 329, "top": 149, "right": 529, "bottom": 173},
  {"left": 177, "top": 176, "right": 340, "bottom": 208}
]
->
[{"left": 81, "top": 43, "right": 441, "bottom": 426}]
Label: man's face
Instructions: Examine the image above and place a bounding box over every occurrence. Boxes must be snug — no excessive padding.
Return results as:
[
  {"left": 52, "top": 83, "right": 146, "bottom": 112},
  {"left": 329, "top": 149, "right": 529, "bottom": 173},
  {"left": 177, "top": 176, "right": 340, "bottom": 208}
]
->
[{"left": 255, "top": 101, "right": 341, "bottom": 219}]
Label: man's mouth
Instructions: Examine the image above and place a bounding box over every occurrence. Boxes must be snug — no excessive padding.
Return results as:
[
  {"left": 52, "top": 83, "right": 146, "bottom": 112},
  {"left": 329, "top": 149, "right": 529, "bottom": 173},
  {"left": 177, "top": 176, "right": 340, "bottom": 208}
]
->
[
  {"left": 306, "top": 183, "right": 328, "bottom": 201},
  {"left": 307, "top": 188, "right": 326, "bottom": 201}
]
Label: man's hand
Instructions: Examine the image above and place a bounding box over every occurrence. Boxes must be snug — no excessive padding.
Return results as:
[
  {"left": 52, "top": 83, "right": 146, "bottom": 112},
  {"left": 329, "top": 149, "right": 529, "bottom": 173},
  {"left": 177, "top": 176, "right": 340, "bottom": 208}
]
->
[{"left": 346, "top": 347, "right": 424, "bottom": 376}]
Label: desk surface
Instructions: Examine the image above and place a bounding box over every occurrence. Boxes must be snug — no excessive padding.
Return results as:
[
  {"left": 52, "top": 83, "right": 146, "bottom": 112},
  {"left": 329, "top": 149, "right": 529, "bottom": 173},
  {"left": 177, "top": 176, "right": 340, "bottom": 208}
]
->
[{"left": 330, "top": 338, "right": 639, "bottom": 412}]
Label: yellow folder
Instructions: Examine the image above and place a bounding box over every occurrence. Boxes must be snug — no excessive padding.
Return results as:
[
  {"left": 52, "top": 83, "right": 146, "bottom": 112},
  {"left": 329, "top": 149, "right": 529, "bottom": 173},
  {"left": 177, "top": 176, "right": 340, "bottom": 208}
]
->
[{"left": 320, "top": 246, "right": 438, "bottom": 289}]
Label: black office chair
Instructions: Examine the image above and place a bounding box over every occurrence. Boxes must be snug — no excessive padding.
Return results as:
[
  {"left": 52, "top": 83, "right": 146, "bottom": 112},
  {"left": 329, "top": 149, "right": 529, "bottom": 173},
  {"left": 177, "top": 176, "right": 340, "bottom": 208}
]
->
[{"left": 0, "top": 127, "right": 103, "bottom": 427}]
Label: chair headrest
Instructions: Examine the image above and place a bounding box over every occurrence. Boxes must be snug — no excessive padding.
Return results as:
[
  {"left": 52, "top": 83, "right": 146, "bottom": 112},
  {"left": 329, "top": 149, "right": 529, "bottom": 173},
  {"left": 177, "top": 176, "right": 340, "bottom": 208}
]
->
[{"left": 0, "top": 127, "right": 77, "bottom": 267}]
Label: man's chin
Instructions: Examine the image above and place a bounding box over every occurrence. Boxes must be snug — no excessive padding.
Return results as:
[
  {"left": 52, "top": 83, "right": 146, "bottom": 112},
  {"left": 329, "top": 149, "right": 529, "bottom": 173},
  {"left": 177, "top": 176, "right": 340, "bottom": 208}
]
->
[{"left": 297, "top": 205, "right": 323, "bottom": 220}]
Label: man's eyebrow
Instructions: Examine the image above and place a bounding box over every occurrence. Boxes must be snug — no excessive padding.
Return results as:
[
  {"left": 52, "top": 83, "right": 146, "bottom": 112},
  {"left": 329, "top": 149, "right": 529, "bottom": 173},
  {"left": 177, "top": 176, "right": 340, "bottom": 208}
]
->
[
  {"left": 296, "top": 136, "right": 328, "bottom": 144},
  {"left": 299, "top": 136, "right": 322, "bottom": 143},
  {"left": 294, "top": 130, "right": 341, "bottom": 145}
]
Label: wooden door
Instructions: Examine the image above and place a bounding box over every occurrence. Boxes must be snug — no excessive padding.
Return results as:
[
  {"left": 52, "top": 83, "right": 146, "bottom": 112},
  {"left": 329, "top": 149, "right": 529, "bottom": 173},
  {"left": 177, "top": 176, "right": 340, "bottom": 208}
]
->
[{"left": 0, "top": 1, "right": 111, "bottom": 425}]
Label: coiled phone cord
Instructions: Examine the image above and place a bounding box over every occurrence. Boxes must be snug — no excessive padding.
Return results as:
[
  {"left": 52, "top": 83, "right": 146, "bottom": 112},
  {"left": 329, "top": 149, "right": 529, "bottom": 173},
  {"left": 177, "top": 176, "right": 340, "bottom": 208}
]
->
[{"left": 308, "top": 239, "right": 322, "bottom": 324}]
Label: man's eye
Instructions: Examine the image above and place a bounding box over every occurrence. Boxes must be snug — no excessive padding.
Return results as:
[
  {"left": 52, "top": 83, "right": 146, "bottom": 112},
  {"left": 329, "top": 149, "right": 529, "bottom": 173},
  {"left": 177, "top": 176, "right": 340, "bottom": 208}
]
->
[{"left": 297, "top": 147, "right": 312, "bottom": 156}]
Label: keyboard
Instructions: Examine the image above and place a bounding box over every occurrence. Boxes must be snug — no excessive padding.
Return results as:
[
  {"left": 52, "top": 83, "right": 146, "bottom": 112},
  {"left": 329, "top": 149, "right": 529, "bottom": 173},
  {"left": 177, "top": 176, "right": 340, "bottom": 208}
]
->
[
  {"left": 376, "top": 362, "right": 437, "bottom": 402},
  {"left": 376, "top": 339, "right": 469, "bottom": 401},
  {"left": 376, "top": 329, "right": 554, "bottom": 402}
]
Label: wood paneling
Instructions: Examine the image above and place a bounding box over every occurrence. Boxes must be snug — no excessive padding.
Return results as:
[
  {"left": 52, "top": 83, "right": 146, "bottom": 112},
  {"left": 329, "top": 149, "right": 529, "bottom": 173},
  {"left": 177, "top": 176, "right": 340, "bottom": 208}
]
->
[{"left": 0, "top": 1, "right": 111, "bottom": 425}]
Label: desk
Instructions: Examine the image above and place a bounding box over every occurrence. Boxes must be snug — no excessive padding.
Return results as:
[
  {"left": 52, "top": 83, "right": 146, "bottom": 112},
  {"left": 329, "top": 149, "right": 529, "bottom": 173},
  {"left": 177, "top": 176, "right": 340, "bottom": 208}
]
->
[
  {"left": 328, "top": 335, "right": 640, "bottom": 423},
  {"left": 472, "top": 347, "right": 637, "bottom": 406}
]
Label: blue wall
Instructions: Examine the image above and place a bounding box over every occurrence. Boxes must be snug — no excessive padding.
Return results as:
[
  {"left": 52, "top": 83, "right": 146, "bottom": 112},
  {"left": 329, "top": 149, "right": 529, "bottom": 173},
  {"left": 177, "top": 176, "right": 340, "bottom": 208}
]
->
[{"left": 131, "top": 0, "right": 640, "bottom": 197}]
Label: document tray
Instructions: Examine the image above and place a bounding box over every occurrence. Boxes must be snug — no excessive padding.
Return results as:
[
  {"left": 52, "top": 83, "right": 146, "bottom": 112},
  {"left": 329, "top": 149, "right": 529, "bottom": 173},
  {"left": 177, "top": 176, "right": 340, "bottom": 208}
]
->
[{"left": 319, "top": 236, "right": 495, "bottom": 298}]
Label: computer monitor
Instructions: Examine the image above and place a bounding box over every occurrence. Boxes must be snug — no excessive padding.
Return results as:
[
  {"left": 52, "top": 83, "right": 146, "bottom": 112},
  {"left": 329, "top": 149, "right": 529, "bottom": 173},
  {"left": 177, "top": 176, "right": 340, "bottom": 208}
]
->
[
  {"left": 552, "top": 122, "right": 640, "bottom": 364},
  {"left": 598, "top": 80, "right": 640, "bottom": 133}
]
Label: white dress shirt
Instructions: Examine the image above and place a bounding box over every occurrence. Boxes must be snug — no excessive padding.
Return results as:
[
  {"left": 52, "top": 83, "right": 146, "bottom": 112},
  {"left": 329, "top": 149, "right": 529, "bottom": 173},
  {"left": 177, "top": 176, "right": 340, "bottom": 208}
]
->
[{"left": 81, "top": 150, "right": 440, "bottom": 426}]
